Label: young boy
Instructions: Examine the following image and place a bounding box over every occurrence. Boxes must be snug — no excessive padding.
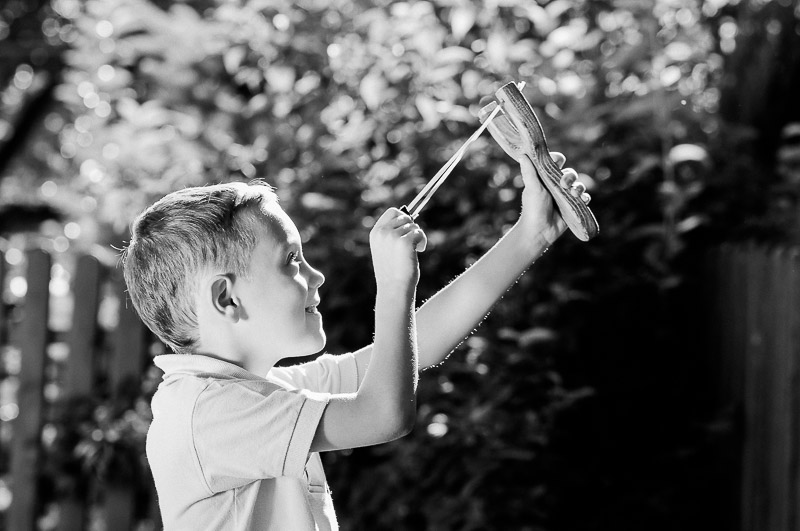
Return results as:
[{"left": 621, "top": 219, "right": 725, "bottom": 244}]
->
[{"left": 122, "top": 155, "right": 589, "bottom": 530}]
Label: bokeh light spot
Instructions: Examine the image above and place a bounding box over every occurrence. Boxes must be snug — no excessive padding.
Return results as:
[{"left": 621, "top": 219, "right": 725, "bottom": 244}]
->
[
  {"left": 97, "top": 64, "right": 115, "bottom": 82},
  {"left": 40, "top": 180, "right": 58, "bottom": 197},
  {"left": 64, "top": 222, "right": 81, "bottom": 239},
  {"left": 427, "top": 413, "right": 449, "bottom": 438},
  {"left": 9, "top": 277, "right": 27, "bottom": 298},
  {"left": 273, "top": 13, "right": 290, "bottom": 31},
  {"left": 95, "top": 20, "right": 114, "bottom": 38},
  {"left": 13, "top": 65, "right": 34, "bottom": 90},
  {"left": 0, "top": 404, "right": 19, "bottom": 422},
  {"left": 5, "top": 248, "right": 23, "bottom": 266}
]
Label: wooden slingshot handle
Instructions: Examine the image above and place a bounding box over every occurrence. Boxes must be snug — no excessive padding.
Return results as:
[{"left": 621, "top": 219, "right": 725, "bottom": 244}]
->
[{"left": 479, "top": 82, "right": 599, "bottom": 242}]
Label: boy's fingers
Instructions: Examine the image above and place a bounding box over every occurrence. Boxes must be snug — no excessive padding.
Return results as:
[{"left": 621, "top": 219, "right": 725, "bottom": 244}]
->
[
  {"left": 375, "top": 207, "right": 403, "bottom": 226},
  {"left": 389, "top": 213, "right": 415, "bottom": 229},
  {"left": 581, "top": 192, "right": 591, "bottom": 205},
  {"left": 560, "top": 168, "right": 578, "bottom": 188},
  {"left": 394, "top": 216, "right": 420, "bottom": 232},
  {"left": 396, "top": 220, "right": 426, "bottom": 247},
  {"left": 550, "top": 151, "right": 566, "bottom": 169},
  {"left": 570, "top": 181, "right": 587, "bottom": 198},
  {"left": 374, "top": 208, "right": 414, "bottom": 229},
  {"left": 560, "top": 168, "right": 589, "bottom": 198}
]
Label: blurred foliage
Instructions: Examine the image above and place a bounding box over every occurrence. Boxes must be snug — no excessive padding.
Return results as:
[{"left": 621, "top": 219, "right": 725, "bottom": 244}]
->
[{"left": 1, "top": 0, "right": 798, "bottom": 529}]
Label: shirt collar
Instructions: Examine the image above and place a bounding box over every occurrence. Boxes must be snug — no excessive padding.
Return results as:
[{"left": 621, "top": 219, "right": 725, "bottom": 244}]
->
[{"left": 153, "top": 354, "right": 263, "bottom": 381}]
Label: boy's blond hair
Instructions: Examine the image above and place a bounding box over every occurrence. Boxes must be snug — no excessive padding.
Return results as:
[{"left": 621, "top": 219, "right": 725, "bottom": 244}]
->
[{"left": 122, "top": 181, "right": 278, "bottom": 353}]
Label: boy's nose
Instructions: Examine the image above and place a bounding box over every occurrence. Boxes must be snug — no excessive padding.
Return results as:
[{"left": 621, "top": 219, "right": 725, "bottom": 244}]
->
[{"left": 307, "top": 264, "right": 325, "bottom": 289}]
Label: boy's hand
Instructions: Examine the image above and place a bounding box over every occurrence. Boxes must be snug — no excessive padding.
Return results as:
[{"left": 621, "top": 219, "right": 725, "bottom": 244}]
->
[
  {"left": 519, "top": 152, "right": 591, "bottom": 245},
  {"left": 370, "top": 208, "right": 427, "bottom": 289}
]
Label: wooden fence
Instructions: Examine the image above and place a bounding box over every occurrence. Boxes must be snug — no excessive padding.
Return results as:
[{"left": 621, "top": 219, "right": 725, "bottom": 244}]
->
[
  {"left": 1, "top": 249, "right": 161, "bottom": 530},
  {"left": 708, "top": 244, "right": 800, "bottom": 531}
]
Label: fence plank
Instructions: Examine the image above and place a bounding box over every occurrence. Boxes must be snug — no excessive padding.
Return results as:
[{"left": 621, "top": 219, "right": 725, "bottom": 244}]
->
[
  {"left": 109, "top": 278, "right": 147, "bottom": 397},
  {"left": 104, "top": 486, "right": 136, "bottom": 531},
  {"left": 742, "top": 245, "right": 769, "bottom": 531},
  {"left": 57, "top": 254, "right": 103, "bottom": 531},
  {"left": 714, "top": 246, "right": 730, "bottom": 405},
  {"left": 706, "top": 247, "right": 725, "bottom": 407},
  {"left": 0, "top": 256, "right": 6, "bottom": 346},
  {"left": 777, "top": 248, "right": 798, "bottom": 531},
  {"left": 710, "top": 245, "right": 800, "bottom": 531},
  {"left": 717, "top": 245, "right": 742, "bottom": 407},
  {"left": 98, "top": 278, "right": 151, "bottom": 530},
  {"left": 148, "top": 474, "right": 162, "bottom": 529},
  {"left": 64, "top": 254, "right": 102, "bottom": 396},
  {"left": 766, "top": 249, "right": 789, "bottom": 531},
  {"left": 781, "top": 248, "right": 796, "bottom": 531},
  {"left": 8, "top": 250, "right": 51, "bottom": 531},
  {"left": 705, "top": 246, "right": 741, "bottom": 531},
  {"left": 790, "top": 250, "right": 800, "bottom": 531}
]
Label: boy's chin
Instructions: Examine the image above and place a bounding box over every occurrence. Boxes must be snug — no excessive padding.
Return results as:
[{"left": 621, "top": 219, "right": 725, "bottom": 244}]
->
[
  {"left": 314, "top": 333, "right": 327, "bottom": 353},
  {"left": 302, "top": 332, "right": 327, "bottom": 356}
]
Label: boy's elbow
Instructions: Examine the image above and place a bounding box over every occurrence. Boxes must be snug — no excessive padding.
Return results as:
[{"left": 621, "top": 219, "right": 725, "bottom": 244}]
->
[
  {"left": 383, "top": 400, "right": 417, "bottom": 440},
  {"left": 398, "top": 403, "right": 417, "bottom": 436},
  {"left": 356, "top": 387, "right": 416, "bottom": 442}
]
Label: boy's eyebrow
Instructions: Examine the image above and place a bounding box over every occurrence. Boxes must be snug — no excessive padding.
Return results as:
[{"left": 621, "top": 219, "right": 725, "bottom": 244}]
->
[{"left": 280, "top": 237, "right": 302, "bottom": 256}]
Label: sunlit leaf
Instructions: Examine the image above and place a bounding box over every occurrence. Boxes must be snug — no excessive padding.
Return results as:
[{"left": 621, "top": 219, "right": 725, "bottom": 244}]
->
[
  {"left": 485, "top": 27, "right": 510, "bottom": 70},
  {"left": 668, "top": 143, "right": 710, "bottom": 165},
  {"left": 522, "top": 4, "right": 556, "bottom": 36},
  {"left": 676, "top": 214, "right": 708, "bottom": 233},
  {"left": 518, "top": 327, "right": 558, "bottom": 346},
  {"left": 224, "top": 46, "right": 247, "bottom": 74},
  {"left": 547, "top": 18, "right": 588, "bottom": 49},
  {"left": 358, "top": 73, "right": 385, "bottom": 112},
  {"left": 449, "top": 6, "right": 476, "bottom": 41},
  {"left": 665, "top": 41, "right": 694, "bottom": 62},
  {"left": 435, "top": 46, "right": 475, "bottom": 65},
  {"left": 415, "top": 93, "right": 440, "bottom": 129},
  {"left": 300, "top": 192, "right": 344, "bottom": 211},
  {"left": 264, "top": 65, "right": 295, "bottom": 93}
]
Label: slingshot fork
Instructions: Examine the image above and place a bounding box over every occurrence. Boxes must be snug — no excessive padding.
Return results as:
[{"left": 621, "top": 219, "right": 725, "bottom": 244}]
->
[
  {"left": 401, "top": 81, "right": 599, "bottom": 242},
  {"left": 401, "top": 104, "right": 503, "bottom": 219},
  {"left": 479, "top": 82, "right": 599, "bottom": 241}
]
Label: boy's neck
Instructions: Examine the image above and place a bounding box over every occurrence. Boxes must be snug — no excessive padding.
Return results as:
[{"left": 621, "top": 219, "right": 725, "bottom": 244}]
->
[
  {"left": 191, "top": 349, "right": 247, "bottom": 370},
  {"left": 193, "top": 346, "right": 280, "bottom": 377}
]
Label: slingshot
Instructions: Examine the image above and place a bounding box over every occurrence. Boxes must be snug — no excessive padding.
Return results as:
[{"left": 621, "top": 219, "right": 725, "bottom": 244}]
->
[{"left": 401, "top": 81, "right": 599, "bottom": 242}]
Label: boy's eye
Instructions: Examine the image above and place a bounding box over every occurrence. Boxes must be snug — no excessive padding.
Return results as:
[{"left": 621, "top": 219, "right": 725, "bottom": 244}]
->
[{"left": 287, "top": 251, "right": 301, "bottom": 265}]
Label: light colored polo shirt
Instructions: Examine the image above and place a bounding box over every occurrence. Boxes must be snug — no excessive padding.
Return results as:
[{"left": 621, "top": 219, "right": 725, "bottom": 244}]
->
[{"left": 147, "top": 352, "right": 359, "bottom": 530}]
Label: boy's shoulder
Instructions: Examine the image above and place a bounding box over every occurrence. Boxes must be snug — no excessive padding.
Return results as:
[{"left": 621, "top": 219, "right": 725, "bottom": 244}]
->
[
  {"left": 150, "top": 355, "right": 319, "bottom": 453},
  {"left": 149, "top": 355, "right": 327, "bottom": 481},
  {"left": 151, "top": 354, "right": 291, "bottom": 408}
]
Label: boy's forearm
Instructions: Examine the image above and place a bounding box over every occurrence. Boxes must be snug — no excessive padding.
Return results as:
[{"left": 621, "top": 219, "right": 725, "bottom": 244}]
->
[
  {"left": 415, "top": 220, "right": 553, "bottom": 368},
  {"left": 356, "top": 285, "right": 418, "bottom": 427}
]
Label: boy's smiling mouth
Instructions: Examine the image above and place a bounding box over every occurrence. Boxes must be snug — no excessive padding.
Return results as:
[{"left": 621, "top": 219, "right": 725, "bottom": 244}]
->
[{"left": 305, "top": 299, "right": 320, "bottom": 314}]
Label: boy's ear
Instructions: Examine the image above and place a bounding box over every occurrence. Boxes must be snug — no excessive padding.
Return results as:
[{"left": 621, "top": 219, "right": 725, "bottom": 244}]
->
[{"left": 210, "top": 274, "right": 239, "bottom": 321}]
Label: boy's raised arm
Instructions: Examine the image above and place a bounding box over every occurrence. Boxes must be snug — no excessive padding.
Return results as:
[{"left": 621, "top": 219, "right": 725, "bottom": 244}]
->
[
  {"left": 354, "top": 154, "right": 589, "bottom": 374},
  {"left": 310, "top": 208, "right": 426, "bottom": 452}
]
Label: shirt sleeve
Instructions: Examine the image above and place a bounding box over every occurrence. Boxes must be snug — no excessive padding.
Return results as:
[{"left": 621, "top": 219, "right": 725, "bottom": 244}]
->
[
  {"left": 268, "top": 352, "right": 359, "bottom": 395},
  {"left": 191, "top": 379, "right": 329, "bottom": 494}
]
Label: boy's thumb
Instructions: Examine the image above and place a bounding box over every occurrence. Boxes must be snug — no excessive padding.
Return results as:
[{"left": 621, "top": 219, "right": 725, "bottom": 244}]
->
[
  {"left": 520, "top": 156, "right": 542, "bottom": 190},
  {"left": 415, "top": 230, "right": 427, "bottom": 252}
]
